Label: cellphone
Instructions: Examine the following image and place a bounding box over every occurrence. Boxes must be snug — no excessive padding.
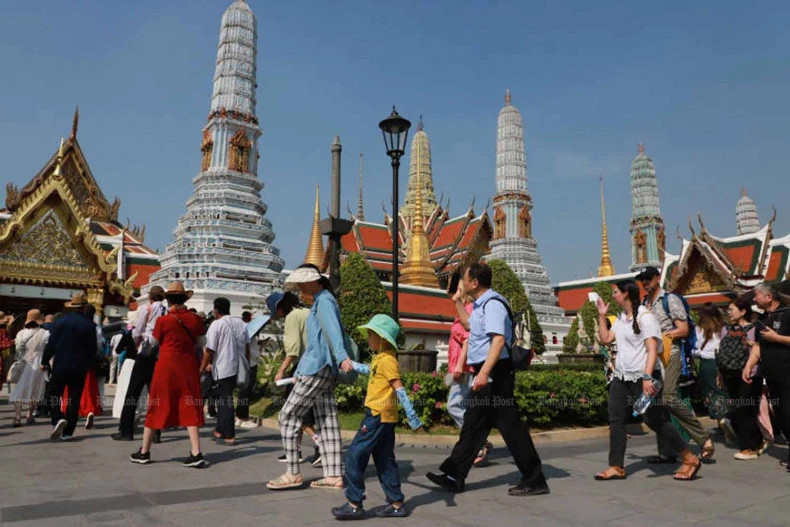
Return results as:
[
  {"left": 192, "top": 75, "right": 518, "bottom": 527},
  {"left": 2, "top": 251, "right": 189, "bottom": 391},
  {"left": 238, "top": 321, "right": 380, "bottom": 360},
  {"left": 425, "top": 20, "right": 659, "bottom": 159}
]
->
[
  {"left": 448, "top": 271, "right": 461, "bottom": 295},
  {"left": 588, "top": 292, "right": 601, "bottom": 304},
  {"left": 754, "top": 320, "right": 766, "bottom": 332}
]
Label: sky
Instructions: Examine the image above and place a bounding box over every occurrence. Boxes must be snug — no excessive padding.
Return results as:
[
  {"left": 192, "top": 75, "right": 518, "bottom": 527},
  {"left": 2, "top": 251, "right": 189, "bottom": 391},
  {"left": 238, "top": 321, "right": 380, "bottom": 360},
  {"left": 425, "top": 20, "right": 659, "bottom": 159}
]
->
[{"left": 1, "top": 0, "right": 789, "bottom": 283}]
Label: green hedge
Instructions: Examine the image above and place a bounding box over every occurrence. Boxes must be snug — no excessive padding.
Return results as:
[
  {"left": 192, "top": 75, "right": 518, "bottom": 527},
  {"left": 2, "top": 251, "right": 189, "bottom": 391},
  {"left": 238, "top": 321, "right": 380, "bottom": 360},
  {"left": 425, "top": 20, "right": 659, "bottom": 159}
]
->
[{"left": 334, "top": 366, "right": 609, "bottom": 430}]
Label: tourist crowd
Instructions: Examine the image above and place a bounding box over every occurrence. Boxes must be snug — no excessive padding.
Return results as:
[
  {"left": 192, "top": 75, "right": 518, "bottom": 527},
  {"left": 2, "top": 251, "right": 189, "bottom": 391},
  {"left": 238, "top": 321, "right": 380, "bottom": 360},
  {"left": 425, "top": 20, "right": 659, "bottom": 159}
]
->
[{"left": 2, "top": 262, "right": 789, "bottom": 520}]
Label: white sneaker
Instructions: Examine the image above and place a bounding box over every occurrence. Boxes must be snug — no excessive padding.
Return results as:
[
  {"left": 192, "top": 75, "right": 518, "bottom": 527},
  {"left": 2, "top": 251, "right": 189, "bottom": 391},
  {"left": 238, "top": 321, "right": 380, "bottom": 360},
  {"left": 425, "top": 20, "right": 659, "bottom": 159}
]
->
[
  {"left": 734, "top": 450, "right": 759, "bottom": 460},
  {"left": 86, "top": 412, "right": 95, "bottom": 430},
  {"left": 758, "top": 440, "right": 769, "bottom": 455},
  {"left": 239, "top": 420, "right": 259, "bottom": 429},
  {"left": 50, "top": 419, "right": 67, "bottom": 440}
]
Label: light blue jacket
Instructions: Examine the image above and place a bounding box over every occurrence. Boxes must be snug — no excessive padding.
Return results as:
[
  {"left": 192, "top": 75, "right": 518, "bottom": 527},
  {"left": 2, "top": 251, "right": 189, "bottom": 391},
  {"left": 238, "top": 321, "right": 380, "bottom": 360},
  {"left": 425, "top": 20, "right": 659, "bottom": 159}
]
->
[{"left": 294, "top": 290, "right": 349, "bottom": 377}]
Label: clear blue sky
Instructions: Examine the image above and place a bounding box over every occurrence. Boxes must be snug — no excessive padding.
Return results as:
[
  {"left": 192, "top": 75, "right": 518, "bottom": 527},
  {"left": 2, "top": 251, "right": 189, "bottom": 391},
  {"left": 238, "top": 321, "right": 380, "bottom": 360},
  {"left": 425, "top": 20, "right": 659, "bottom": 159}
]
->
[{"left": 2, "top": 0, "right": 788, "bottom": 282}]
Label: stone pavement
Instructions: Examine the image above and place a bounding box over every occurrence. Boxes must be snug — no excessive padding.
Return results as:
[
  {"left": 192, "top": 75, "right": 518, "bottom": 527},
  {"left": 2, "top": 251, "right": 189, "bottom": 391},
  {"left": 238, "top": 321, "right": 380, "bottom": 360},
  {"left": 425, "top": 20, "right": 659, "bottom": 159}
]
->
[{"left": 0, "top": 394, "right": 788, "bottom": 527}]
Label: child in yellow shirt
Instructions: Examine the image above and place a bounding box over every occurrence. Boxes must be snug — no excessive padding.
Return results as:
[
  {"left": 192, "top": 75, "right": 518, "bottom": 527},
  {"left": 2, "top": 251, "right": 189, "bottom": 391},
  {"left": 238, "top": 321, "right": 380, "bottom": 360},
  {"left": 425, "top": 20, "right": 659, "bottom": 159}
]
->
[{"left": 331, "top": 314, "right": 421, "bottom": 520}]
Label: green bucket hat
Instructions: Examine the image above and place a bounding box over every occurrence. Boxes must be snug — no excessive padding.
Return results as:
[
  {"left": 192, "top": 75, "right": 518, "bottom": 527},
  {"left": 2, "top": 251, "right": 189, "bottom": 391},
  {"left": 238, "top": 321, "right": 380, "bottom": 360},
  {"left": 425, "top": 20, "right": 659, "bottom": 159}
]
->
[{"left": 358, "top": 314, "right": 402, "bottom": 350}]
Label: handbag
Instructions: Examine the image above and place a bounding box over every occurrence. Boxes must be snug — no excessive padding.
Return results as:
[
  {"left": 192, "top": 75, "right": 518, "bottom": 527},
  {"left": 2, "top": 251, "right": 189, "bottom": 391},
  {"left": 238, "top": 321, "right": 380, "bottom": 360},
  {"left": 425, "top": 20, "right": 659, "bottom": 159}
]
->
[
  {"left": 316, "top": 301, "right": 359, "bottom": 385},
  {"left": 6, "top": 360, "right": 26, "bottom": 383}
]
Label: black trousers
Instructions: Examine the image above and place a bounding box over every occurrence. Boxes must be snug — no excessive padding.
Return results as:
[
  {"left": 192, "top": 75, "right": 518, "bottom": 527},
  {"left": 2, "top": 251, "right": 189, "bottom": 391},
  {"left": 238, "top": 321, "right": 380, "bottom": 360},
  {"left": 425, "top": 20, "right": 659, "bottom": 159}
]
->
[
  {"left": 119, "top": 357, "right": 156, "bottom": 437},
  {"left": 721, "top": 370, "right": 763, "bottom": 451},
  {"left": 235, "top": 365, "right": 257, "bottom": 420},
  {"left": 767, "top": 377, "right": 790, "bottom": 458},
  {"left": 214, "top": 375, "right": 236, "bottom": 439},
  {"left": 608, "top": 377, "right": 688, "bottom": 468},
  {"left": 439, "top": 358, "right": 546, "bottom": 488},
  {"left": 49, "top": 371, "right": 86, "bottom": 437}
]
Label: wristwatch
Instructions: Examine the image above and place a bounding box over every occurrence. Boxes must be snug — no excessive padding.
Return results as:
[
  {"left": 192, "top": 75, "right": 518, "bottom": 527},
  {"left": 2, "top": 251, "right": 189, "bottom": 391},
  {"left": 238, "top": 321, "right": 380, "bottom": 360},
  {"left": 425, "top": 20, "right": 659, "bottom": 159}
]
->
[{"left": 640, "top": 373, "right": 653, "bottom": 381}]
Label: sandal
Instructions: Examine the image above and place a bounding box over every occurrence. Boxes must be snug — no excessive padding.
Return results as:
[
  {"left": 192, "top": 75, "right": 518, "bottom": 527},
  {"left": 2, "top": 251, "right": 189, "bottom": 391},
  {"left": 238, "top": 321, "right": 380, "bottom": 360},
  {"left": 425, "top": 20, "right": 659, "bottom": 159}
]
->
[
  {"left": 594, "top": 466, "right": 626, "bottom": 481},
  {"left": 700, "top": 439, "right": 715, "bottom": 461},
  {"left": 673, "top": 458, "right": 701, "bottom": 481},
  {"left": 310, "top": 477, "right": 344, "bottom": 489},
  {"left": 266, "top": 472, "right": 304, "bottom": 490}
]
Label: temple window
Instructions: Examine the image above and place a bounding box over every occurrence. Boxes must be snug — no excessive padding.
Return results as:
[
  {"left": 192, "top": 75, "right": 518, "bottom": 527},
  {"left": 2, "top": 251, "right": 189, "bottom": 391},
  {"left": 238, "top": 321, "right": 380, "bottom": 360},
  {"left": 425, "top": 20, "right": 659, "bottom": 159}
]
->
[
  {"left": 200, "top": 129, "right": 213, "bottom": 171},
  {"left": 228, "top": 129, "right": 251, "bottom": 172}
]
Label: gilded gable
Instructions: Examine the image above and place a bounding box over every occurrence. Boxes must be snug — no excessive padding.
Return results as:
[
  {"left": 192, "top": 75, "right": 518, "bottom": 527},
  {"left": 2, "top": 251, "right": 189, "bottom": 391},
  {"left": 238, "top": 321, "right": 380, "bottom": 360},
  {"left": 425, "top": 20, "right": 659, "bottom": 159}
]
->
[{"left": 0, "top": 211, "right": 85, "bottom": 267}]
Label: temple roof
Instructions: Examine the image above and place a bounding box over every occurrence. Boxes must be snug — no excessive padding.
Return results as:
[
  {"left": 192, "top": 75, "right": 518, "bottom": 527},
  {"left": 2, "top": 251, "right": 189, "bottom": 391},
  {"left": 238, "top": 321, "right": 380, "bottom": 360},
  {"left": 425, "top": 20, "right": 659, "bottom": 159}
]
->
[{"left": 341, "top": 203, "right": 492, "bottom": 278}]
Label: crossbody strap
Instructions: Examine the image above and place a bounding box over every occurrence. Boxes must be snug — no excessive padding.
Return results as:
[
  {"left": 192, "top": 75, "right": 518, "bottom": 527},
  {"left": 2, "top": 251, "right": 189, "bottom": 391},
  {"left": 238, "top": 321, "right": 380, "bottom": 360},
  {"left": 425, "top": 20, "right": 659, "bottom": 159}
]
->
[
  {"left": 315, "top": 300, "right": 340, "bottom": 366},
  {"left": 481, "top": 296, "right": 515, "bottom": 348},
  {"left": 174, "top": 315, "right": 197, "bottom": 345}
]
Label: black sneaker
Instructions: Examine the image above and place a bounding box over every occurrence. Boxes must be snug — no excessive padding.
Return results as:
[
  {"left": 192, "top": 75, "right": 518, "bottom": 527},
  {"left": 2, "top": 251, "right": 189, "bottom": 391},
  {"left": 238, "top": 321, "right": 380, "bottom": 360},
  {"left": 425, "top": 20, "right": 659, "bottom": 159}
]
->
[
  {"left": 310, "top": 446, "right": 322, "bottom": 467},
  {"left": 374, "top": 504, "right": 409, "bottom": 518},
  {"left": 183, "top": 452, "right": 207, "bottom": 468},
  {"left": 130, "top": 449, "right": 151, "bottom": 464},
  {"left": 278, "top": 452, "right": 303, "bottom": 463},
  {"left": 50, "top": 419, "right": 67, "bottom": 440},
  {"left": 331, "top": 502, "right": 365, "bottom": 520},
  {"left": 111, "top": 432, "right": 134, "bottom": 441},
  {"left": 507, "top": 483, "right": 550, "bottom": 497},
  {"left": 426, "top": 472, "right": 464, "bottom": 493},
  {"left": 152, "top": 430, "right": 162, "bottom": 444}
]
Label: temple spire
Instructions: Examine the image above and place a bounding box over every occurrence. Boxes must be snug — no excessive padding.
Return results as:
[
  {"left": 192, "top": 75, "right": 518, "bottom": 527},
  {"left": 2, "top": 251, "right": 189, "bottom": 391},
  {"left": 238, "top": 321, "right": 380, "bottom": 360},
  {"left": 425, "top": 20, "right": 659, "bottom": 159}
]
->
[
  {"left": 405, "top": 118, "right": 438, "bottom": 219},
  {"left": 400, "top": 136, "right": 438, "bottom": 288},
  {"left": 736, "top": 187, "right": 760, "bottom": 235},
  {"left": 70, "top": 106, "right": 79, "bottom": 139},
  {"left": 304, "top": 185, "right": 325, "bottom": 267},
  {"left": 505, "top": 89, "right": 511, "bottom": 106},
  {"left": 597, "top": 176, "right": 615, "bottom": 277},
  {"left": 357, "top": 153, "right": 365, "bottom": 221}
]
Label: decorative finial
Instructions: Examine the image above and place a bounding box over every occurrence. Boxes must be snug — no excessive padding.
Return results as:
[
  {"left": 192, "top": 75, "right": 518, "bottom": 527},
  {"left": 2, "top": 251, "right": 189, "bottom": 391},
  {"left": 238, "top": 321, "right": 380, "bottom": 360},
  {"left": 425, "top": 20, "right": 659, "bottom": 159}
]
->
[
  {"left": 505, "top": 89, "right": 511, "bottom": 106},
  {"left": 304, "top": 185, "right": 325, "bottom": 267},
  {"left": 357, "top": 153, "right": 365, "bottom": 221},
  {"left": 52, "top": 138, "right": 66, "bottom": 179},
  {"left": 741, "top": 187, "right": 748, "bottom": 197},
  {"left": 598, "top": 175, "right": 615, "bottom": 277},
  {"left": 638, "top": 142, "right": 645, "bottom": 155},
  {"left": 332, "top": 135, "right": 341, "bottom": 146},
  {"left": 71, "top": 105, "right": 79, "bottom": 139},
  {"left": 418, "top": 115, "right": 424, "bottom": 132}
]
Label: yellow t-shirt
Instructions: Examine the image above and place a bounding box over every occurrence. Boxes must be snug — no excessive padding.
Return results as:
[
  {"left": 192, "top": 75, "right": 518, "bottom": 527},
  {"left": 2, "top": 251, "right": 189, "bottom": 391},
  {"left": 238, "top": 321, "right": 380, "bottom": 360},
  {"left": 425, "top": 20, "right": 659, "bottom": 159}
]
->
[{"left": 364, "top": 350, "right": 401, "bottom": 423}]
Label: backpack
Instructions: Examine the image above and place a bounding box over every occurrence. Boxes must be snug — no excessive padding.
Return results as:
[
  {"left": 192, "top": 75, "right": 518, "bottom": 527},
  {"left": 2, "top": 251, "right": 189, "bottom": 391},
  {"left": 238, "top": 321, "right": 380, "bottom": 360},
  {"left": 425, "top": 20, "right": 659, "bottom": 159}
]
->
[
  {"left": 481, "top": 296, "right": 534, "bottom": 371},
  {"left": 717, "top": 324, "right": 753, "bottom": 372},
  {"left": 661, "top": 293, "right": 697, "bottom": 379}
]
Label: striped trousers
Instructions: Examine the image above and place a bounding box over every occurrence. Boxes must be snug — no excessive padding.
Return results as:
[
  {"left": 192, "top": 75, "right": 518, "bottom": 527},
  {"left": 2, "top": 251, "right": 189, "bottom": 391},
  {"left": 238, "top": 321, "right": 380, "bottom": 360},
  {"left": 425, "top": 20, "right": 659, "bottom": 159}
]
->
[{"left": 279, "top": 366, "right": 343, "bottom": 477}]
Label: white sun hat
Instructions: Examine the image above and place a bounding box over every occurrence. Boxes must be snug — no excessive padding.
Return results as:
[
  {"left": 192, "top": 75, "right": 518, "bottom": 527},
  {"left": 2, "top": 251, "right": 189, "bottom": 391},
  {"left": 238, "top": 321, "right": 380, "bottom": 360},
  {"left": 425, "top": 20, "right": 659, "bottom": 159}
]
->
[{"left": 283, "top": 266, "right": 326, "bottom": 291}]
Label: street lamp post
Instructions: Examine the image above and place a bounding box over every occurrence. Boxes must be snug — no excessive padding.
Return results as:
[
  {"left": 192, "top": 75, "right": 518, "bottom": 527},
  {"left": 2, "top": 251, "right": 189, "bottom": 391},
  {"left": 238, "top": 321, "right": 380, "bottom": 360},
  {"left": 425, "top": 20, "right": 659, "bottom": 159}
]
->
[{"left": 379, "top": 107, "right": 411, "bottom": 321}]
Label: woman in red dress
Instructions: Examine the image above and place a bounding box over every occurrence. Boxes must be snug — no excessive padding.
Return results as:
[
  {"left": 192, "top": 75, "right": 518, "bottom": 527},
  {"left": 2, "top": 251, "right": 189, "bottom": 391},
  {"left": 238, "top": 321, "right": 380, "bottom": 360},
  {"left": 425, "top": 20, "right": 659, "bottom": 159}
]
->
[{"left": 130, "top": 281, "right": 207, "bottom": 468}]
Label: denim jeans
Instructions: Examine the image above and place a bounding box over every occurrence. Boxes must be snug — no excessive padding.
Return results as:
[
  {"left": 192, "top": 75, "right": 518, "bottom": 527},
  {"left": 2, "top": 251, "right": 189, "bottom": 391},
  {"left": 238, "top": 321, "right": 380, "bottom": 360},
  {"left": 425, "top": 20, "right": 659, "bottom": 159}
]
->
[
  {"left": 344, "top": 409, "right": 404, "bottom": 505},
  {"left": 447, "top": 374, "right": 472, "bottom": 428}
]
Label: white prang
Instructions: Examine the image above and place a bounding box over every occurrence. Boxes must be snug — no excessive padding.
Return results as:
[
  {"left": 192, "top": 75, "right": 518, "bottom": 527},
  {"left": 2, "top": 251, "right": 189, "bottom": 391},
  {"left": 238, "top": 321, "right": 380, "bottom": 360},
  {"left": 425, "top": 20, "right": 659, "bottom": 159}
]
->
[{"left": 145, "top": 0, "right": 284, "bottom": 315}]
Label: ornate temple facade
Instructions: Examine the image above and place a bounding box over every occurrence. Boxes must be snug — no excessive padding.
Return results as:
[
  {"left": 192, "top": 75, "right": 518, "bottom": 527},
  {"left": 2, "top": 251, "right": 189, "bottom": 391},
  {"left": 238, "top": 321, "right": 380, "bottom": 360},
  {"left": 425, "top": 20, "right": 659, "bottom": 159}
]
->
[
  {"left": 146, "top": 0, "right": 284, "bottom": 315},
  {"left": 487, "top": 90, "right": 569, "bottom": 355},
  {"left": 0, "top": 113, "right": 159, "bottom": 317},
  {"left": 556, "top": 197, "right": 789, "bottom": 316},
  {"left": 629, "top": 144, "right": 666, "bottom": 271}
]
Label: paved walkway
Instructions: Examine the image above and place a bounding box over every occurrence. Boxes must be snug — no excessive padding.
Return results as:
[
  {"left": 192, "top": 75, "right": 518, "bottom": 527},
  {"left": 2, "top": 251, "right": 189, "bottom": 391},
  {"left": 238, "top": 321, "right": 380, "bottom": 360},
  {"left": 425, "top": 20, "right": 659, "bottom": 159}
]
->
[{"left": 0, "top": 394, "right": 788, "bottom": 527}]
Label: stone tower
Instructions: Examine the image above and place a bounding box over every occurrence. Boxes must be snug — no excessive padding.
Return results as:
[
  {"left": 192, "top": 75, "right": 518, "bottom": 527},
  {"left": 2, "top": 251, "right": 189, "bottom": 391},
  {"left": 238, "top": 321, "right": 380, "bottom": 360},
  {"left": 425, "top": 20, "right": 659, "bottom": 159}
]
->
[
  {"left": 487, "top": 90, "right": 569, "bottom": 352},
  {"left": 736, "top": 188, "right": 760, "bottom": 235},
  {"left": 629, "top": 144, "right": 665, "bottom": 271},
  {"left": 147, "top": 0, "right": 284, "bottom": 314},
  {"left": 403, "top": 118, "right": 438, "bottom": 221}
]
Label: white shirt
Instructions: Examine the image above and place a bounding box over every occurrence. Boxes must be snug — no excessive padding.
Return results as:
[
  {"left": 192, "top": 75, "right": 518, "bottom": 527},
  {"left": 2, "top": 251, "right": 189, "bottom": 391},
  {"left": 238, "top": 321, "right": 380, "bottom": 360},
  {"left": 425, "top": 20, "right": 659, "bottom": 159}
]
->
[
  {"left": 133, "top": 301, "right": 167, "bottom": 345},
  {"left": 206, "top": 316, "right": 250, "bottom": 381},
  {"left": 693, "top": 327, "right": 719, "bottom": 360},
  {"left": 612, "top": 306, "right": 662, "bottom": 381}
]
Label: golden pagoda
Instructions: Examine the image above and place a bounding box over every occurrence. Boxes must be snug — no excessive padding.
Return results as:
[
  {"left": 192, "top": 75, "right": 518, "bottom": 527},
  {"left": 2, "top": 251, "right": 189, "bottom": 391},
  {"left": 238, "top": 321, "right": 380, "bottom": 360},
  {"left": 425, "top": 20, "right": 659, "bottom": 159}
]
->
[
  {"left": 304, "top": 185, "right": 325, "bottom": 267},
  {"left": 399, "top": 136, "right": 439, "bottom": 288},
  {"left": 597, "top": 176, "right": 616, "bottom": 277}
]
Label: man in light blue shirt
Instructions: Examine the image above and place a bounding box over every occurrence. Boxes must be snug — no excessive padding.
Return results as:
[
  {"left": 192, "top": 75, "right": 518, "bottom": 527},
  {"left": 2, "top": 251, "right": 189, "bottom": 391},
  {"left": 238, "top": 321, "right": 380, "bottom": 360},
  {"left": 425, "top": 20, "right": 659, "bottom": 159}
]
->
[{"left": 428, "top": 263, "right": 549, "bottom": 498}]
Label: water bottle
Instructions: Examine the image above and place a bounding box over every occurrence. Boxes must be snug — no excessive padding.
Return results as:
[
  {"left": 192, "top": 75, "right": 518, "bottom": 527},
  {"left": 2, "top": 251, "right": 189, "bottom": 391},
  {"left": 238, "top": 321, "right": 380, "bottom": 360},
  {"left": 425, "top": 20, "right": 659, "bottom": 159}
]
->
[{"left": 632, "top": 379, "right": 663, "bottom": 417}]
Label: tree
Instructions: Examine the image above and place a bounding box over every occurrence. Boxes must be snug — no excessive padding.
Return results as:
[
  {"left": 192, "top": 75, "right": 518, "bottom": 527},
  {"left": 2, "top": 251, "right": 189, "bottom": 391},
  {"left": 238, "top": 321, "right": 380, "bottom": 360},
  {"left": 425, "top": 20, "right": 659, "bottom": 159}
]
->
[
  {"left": 593, "top": 281, "right": 622, "bottom": 317},
  {"left": 487, "top": 259, "right": 546, "bottom": 355},
  {"left": 563, "top": 316, "right": 580, "bottom": 353},
  {"left": 574, "top": 281, "right": 622, "bottom": 353},
  {"left": 338, "top": 252, "right": 393, "bottom": 361}
]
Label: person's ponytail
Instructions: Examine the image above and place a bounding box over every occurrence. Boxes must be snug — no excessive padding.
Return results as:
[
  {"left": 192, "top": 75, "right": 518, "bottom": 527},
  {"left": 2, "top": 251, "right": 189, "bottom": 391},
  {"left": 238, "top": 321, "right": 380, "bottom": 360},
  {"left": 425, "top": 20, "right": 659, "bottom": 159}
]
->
[{"left": 616, "top": 279, "right": 643, "bottom": 335}]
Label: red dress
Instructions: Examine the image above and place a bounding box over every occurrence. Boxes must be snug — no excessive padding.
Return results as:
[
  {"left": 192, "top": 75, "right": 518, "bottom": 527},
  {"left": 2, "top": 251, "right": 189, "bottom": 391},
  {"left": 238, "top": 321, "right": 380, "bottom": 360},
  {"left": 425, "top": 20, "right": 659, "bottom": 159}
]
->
[
  {"left": 62, "top": 369, "right": 102, "bottom": 416},
  {"left": 145, "top": 308, "right": 205, "bottom": 429}
]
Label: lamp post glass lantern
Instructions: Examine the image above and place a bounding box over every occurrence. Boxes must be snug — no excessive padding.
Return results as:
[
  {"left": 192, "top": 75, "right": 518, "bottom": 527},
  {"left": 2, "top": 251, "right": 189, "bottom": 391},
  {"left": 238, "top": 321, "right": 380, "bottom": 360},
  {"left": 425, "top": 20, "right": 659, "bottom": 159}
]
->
[{"left": 379, "top": 106, "right": 411, "bottom": 321}]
